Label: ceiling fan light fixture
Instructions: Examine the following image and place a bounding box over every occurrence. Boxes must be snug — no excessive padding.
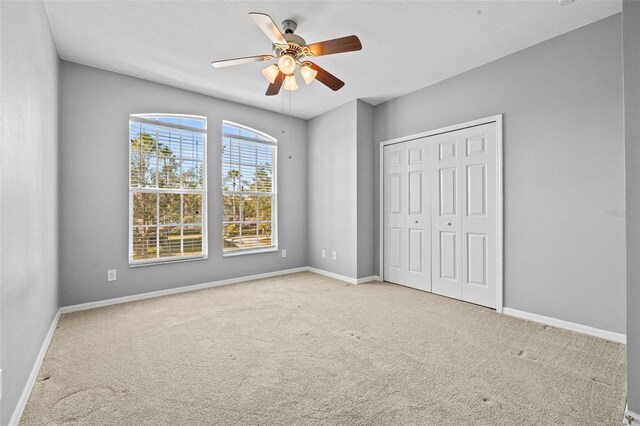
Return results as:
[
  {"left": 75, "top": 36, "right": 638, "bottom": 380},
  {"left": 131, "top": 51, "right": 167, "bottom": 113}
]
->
[
  {"left": 261, "top": 64, "right": 279, "bottom": 84},
  {"left": 211, "top": 13, "right": 360, "bottom": 96},
  {"left": 300, "top": 63, "right": 318, "bottom": 84},
  {"left": 277, "top": 54, "right": 296, "bottom": 75},
  {"left": 283, "top": 74, "right": 298, "bottom": 91}
]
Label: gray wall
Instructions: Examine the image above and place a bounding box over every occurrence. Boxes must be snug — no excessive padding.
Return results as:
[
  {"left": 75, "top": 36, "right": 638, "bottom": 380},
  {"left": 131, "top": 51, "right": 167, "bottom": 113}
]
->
[
  {"left": 306, "top": 100, "right": 376, "bottom": 280},
  {"left": 373, "top": 14, "right": 625, "bottom": 333},
  {"left": 59, "top": 62, "right": 307, "bottom": 306},
  {"left": 356, "top": 101, "right": 375, "bottom": 278},
  {"left": 623, "top": 0, "right": 640, "bottom": 414},
  {"left": 0, "top": 1, "right": 60, "bottom": 424},
  {"left": 307, "top": 101, "right": 358, "bottom": 278}
]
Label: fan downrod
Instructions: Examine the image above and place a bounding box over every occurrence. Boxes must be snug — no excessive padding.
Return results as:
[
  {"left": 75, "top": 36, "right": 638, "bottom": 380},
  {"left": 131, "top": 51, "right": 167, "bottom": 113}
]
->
[{"left": 281, "top": 19, "right": 297, "bottom": 34}]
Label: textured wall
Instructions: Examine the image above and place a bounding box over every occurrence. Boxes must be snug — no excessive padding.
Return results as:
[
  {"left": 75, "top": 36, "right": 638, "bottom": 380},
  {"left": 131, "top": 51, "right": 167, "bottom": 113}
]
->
[
  {"left": 307, "top": 101, "right": 358, "bottom": 278},
  {"left": 0, "top": 1, "right": 60, "bottom": 424}
]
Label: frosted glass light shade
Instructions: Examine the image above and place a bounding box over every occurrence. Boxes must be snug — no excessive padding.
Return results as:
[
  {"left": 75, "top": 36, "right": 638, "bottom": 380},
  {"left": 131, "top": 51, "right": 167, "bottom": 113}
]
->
[
  {"left": 283, "top": 74, "right": 298, "bottom": 91},
  {"left": 261, "top": 64, "right": 279, "bottom": 84},
  {"left": 277, "top": 54, "right": 296, "bottom": 75},
  {"left": 300, "top": 64, "right": 318, "bottom": 84}
]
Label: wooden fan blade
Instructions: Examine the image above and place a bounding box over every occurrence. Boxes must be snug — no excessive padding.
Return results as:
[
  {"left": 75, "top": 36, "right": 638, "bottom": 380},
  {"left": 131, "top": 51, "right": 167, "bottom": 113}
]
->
[
  {"left": 307, "top": 35, "right": 362, "bottom": 57},
  {"left": 211, "top": 55, "right": 274, "bottom": 68},
  {"left": 249, "top": 12, "right": 288, "bottom": 46},
  {"left": 266, "top": 71, "right": 285, "bottom": 96},
  {"left": 308, "top": 62, "right": 345, "bottom": 91}
]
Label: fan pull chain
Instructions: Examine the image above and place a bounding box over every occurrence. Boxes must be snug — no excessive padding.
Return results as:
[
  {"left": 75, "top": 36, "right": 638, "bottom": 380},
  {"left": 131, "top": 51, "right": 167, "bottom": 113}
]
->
[
  {"left": 281, "top": 88, "right": 286, "bottom": 134},
  {"left": 288, "top": 88, "right": 292, "bottom": 142}
]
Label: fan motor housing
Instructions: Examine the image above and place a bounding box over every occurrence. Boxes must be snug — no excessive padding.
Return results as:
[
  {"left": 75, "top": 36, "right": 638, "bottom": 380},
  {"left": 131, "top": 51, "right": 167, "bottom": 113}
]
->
[{"left": 274, "top": 33, "right": 307, "bottom": 58}]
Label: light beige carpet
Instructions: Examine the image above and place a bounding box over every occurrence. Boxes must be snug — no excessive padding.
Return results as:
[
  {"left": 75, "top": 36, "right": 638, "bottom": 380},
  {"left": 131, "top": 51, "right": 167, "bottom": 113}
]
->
[{"left": 20, "top": 272, "right": 626, "bottom": 425}]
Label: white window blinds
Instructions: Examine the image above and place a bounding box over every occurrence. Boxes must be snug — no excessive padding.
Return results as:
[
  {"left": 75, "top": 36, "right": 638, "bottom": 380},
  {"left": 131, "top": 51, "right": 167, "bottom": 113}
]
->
[{"left": 222, "top": 121, "right": 277, "bottom": 253}]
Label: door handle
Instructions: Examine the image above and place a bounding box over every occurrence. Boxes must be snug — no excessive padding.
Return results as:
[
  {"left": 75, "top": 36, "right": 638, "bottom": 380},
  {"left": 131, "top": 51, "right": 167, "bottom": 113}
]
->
[
  {"left": 447, "top": 222, "right": 452, "bottom": 226},
  {"left": 415, "top": 220, "right": 418, "bottom": 224}
]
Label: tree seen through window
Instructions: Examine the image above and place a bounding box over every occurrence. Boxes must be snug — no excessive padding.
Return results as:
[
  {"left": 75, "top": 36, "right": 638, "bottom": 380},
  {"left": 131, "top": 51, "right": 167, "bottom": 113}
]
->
[
  {"left": 129, "top": 115, "right": 207, "bottom": 263},
  {"left": 222, "top": 121, "right": 276, "bottom": 252}
]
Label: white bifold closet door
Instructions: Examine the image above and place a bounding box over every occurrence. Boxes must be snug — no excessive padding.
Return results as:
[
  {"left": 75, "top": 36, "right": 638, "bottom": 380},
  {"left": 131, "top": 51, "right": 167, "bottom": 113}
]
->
[
  {"left": 383, "top": 122, "right": 498, "bottom": 309},
  {"left": 383, "top": 139, "right": 430, "bottom": 292},
  {"left": 431, "top": 123, "right": 497, "bottom": 308}
]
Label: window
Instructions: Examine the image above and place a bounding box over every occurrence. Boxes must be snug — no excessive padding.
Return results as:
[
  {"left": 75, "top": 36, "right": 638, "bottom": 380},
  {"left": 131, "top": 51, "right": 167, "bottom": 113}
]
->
[
  {"left": 129, "top": 114, "right": 207, "bottom": 264},
  {"left": 222, "top": 121, "right": 277, "bottom": 254}
]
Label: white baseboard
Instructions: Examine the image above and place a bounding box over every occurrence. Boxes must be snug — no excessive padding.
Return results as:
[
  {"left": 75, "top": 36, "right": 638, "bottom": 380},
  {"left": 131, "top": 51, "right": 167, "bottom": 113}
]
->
[
  {"left": 356, "top": 275, "right": 381, "bottom": 284},
  {"left": 503, "top": 307, "right": 626, "bottom": 344},
  {"left": 9, "top": 309, "right": 62, "bottom": 426},
  {"left": 305, "top": 267, "right": 379, "bottom": 285},
  {"left": 61, "top": 267, "right": 308, "bottom": 314},
  {"left": 306, "top": 267, "right": 358, "bottom": 284},
  {"left": 61, "top": 267, "right": 380, "bottom": 314},
  {"left": 624, "top": 405, "right": 640, "bottom": 425}
]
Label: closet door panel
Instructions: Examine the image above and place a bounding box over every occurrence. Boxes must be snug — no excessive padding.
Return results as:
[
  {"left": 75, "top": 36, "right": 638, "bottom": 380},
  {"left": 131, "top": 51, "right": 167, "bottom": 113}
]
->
[
  {"left": 431, "top": 136, "right": 463, "bottom": 300},
  {"left": 460, "top": 124, "right": 497, "bottom": 308},
  {"left": 383, "top": 145, "right": 406, "bottom": 285},
  {"left": 405, "top": 139, "right": 430, "bottom": 291}
]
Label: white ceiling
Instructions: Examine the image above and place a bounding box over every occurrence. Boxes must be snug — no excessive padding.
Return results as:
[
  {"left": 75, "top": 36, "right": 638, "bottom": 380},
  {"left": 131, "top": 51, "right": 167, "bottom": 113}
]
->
[{"left": 44, "top": 0, "right": 621, "bottom": 119}]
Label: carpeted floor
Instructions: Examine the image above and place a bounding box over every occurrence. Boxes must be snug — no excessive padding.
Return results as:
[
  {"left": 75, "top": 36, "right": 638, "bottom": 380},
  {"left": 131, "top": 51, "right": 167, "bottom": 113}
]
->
[{"left": 20, "top": 272, "right": 626, "bottom": 425}]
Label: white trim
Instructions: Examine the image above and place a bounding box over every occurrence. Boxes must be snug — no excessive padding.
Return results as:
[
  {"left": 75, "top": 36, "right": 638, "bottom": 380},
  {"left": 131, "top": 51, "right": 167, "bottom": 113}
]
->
[
  {"left": 61, "top": 267, "right": 307, "bottom": 313},
  {"left": 503, "top": 307, "right": 626, "bottom": 344},
  {"left": 379, "top": 115, "right": 504, "bottom": 147},
  {"left": 305, "top": 267, "right": 380, "bottom": 285},
  {"left": 9, "top": 309, "right": 62, "bottom": 426},
  {"left": 220, "top": 121, "right": 278, "bottom": 256},
  {"left": 128, "top": 113, "right": 209, "bottom": 266},
  {"left": 129, "top": 254, "right": 207, "bottom": 267},
  {"left": 357, "top": 275, "right": 381, "bottom": 284},
  {"left": 378, "top": 114, "right": 504, "bottom": 311},
  {"left": 495, "top": 115, "right": 504, "bottom": 313},
  {"left": 61, "top": 267, "right": 380, "bottom": 314},
  {"left": 379, "top": 141, "right": 384, "bottom": 280},
  {"left": 222, "top": 247, "right": 278, "bottom": 257},
  {"left": 306, "top": 267, "right": 360, "bottom": 284},
  {"left": 624, "top": 405, "right": 640, "bottom": 425}
]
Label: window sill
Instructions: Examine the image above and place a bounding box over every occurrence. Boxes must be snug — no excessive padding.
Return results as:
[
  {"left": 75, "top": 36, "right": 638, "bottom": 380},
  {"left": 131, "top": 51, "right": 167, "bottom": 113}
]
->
[
  {"left": 222, "top": 247, "right": 278, "bottom": 257},
  {"left": 129, "top": 255, "right": 207, "bottom": 268}
]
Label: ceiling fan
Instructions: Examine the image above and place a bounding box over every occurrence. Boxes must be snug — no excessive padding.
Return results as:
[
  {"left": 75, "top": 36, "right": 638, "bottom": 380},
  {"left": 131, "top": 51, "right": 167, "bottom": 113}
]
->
[{"left": 211, "top": 13, "right": 362, "bottom": 96}]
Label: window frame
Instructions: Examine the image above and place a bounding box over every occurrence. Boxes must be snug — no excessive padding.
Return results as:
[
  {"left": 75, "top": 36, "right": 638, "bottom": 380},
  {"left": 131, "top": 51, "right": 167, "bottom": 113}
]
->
[
  {"left": 221, "top": 120, "right": 278, "bottom": 257},
  {"left": 128, "top": 113, "right": 208, "bottom": 266}
]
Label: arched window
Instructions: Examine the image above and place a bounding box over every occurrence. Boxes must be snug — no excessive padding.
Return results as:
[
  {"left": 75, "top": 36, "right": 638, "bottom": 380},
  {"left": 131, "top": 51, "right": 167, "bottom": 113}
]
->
[
  {"left": 222, "top": 121, "right": 277, "bottom": 254},
  {"left": 129, "top": 114, "right": 207, "bottom": 264}
]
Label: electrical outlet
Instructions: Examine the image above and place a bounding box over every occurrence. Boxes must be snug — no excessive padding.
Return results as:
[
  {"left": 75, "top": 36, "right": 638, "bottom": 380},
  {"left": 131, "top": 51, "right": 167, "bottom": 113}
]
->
[
  {"left": 107, "top": 269, "right": 117, "bottom": 282},
  {"left": 321, "top": 249, "right": 325, "bottom": 258},
  {"left": 282, "top": 249, "right": 287, "bottom": 258},
  {"left": 332, "top": 251, "right": 337, "bottom": 260}
]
